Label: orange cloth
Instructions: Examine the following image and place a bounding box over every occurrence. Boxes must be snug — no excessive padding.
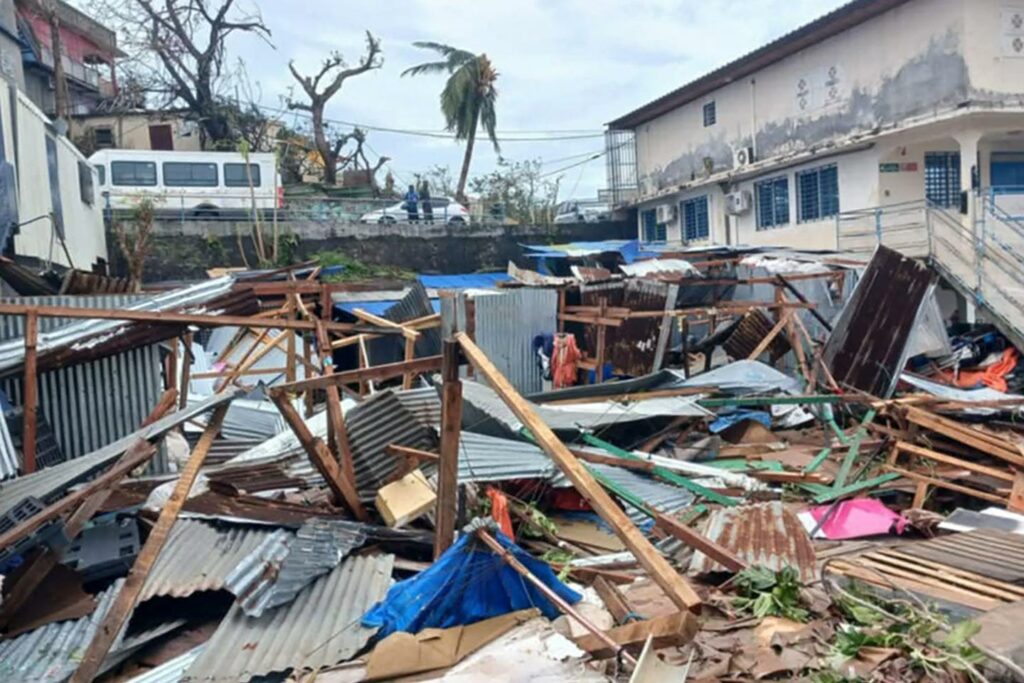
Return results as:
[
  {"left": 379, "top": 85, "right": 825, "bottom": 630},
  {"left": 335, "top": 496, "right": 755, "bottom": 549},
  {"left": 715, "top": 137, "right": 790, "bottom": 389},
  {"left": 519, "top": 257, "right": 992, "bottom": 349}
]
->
[
  {"left": 486, "top": 487, "right": 514, "bottom": 537},
  {"left": 939, "top": 347, "right": 1019, "bottom": 393},
  {"left": 551, "top": 333, "right": 581, "bottom": 388}
]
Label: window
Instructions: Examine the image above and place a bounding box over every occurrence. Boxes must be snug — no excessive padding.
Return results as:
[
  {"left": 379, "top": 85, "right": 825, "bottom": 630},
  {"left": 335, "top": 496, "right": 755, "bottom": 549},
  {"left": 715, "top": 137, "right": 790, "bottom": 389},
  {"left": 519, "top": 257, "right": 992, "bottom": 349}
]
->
[
  {"left": 796, "top": 164, "right": 839, "bottom": 222},
  {"left": 702, "top": 101, "right": 716, "bottom": 127},
  {"left": 681, "top": 195, "right": 710, "bottom": 241},
  {"left": 78, "top": 160, "right": 94, "bottom": 206},
  {"left": 93, "top": 127, "right": 114, "bottom": 148},
  {"left": 224, "top": 163, "right": 261, "bottom": 187},
  {"left": 991, "top": 152, "right": 1024, "bottom": 190},
  {"left": 163, "top": 162, "right": 218, "bottom": 187},
  {"left": 93, "top": 164, "right": 105, "bottom": 186},
  {"left": 641, "top": 208, "right": 666, "bottom": 242},
  {"left": 755, "top": 177, "right": 789, "bottom": 230},
  {"left": 924, "top": 152, "right": 961, "bottom": 207},
  {"left": 111, "top": 161, "right": 157, "bottom": 186}
]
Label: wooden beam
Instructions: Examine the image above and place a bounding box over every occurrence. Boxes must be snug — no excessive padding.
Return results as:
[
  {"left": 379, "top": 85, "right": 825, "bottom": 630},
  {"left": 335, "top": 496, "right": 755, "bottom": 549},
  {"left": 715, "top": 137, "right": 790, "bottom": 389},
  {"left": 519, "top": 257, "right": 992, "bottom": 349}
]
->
[
  {"left": 386, "top": 444, "right": 440, "bottom": 462},
  {"left": 402, "top": 336, "right": 417, "bottom": 390},
  {"left": 270, "top": 393, "right": 367, "bottom": 520},
  {"left": 653, "top": 511, "right": 746, "bottom": 573},
  {"left": 573, "top": 611, "right": 698, "bottom": 660},
  {"left": 313, "top": 322, "right": 365, "bottom": 520},
  {"left": 0, "top": 303, "right": 406, "bottom": 335},
  {"left": 903, "top": 406, "right": 1024, "bottom": 467},
  {"left": 569, "top": 448, "right": 657, "bottom": 473},
  {"left": 434, "top": 339, "right": 462, "bottom": 559},
  {"left": 895, "top": 441, "right": 1016, "bottom": 482},
  {"left": 70, "top": 404, "right": 229, "bottom": 683},
  {"left": 269, "top": 355, "right": 443, "bottom": 395},
  {"left": 178, "top": 331, "right": 193, "bottom": 408},
  {"left": 22, "top": 310, "right": 38, "bottom": 473},
  {"left": 456, "top": 332, "right": 702, "bottom": 612},
  {"left": 351, "top": 308, "right": 420, "bottom": 341},
  {"left": 592, "top": 576, "right": 632, "bottom": 624},
  {"left": 747, "top": 311, "right": 790, "bottom": 360}
]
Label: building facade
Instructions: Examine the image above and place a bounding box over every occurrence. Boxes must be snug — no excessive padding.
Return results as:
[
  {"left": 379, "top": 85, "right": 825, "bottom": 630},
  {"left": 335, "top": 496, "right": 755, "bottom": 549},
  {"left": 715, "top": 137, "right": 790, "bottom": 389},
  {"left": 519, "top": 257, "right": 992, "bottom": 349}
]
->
[
  {"left": 69, "top": 110, "right": 203, "bottom": 153},
  {"left": 607, "top": 0, "right": 1024, "bottom": 249}
]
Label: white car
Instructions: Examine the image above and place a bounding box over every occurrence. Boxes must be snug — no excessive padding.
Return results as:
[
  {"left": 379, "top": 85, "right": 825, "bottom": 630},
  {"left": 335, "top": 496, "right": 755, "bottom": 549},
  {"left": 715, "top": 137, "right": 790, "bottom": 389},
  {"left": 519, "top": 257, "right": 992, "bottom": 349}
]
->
[
  {"left": 553, "top": 200, "right": 611, "bottom": 224},
  {"left": 359, "top": 197, "right": 469, "bottom": 224}
]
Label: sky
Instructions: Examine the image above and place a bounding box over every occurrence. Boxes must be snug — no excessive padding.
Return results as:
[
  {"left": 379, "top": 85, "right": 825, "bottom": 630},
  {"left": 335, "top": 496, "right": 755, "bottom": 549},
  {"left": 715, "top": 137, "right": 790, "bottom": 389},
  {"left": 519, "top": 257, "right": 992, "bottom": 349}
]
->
[{"left": 135, "top": 0, "right": 853, "bottom": 199}]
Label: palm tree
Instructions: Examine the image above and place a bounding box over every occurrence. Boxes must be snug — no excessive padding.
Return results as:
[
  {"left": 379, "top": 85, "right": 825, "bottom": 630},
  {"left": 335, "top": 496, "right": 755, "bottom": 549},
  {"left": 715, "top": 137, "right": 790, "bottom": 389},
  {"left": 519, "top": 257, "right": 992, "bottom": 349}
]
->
[{"left": 403, "top": 42, "right": 499, "bottom": 203}]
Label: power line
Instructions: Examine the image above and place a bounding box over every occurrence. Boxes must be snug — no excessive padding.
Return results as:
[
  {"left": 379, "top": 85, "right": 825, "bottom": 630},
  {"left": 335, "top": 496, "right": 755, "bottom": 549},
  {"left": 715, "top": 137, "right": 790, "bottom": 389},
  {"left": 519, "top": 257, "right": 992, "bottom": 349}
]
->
[{"left": 260, "top": 104, "right": 606, "bottom": 142}]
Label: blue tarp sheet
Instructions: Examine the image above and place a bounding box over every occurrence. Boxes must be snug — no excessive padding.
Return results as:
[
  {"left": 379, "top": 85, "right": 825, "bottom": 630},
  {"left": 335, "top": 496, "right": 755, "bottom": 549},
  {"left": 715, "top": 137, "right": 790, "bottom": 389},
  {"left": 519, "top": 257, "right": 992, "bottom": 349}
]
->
[
  {"left": 709, "top": 409, "right": 772, "bottom": 433},
  {"left": 520, "top": 239, "right": 658, "bottom": 264},
  {"left": 362, "top": 528, "right": 580, "bottom": 638},
  {"left": 334, "top": 299, "right": 442, "bottom": 316},
  {"left": 418, "top": 273, "right": 511, "bottom": 289}
]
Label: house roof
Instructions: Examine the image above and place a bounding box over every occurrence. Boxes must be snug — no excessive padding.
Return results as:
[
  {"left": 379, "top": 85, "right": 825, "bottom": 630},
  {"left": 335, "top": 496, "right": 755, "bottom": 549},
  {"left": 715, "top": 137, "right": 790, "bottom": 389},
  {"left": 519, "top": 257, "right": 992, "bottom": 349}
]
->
[{"left": 607, "top": 0, "right": 912, "bottom": 130}]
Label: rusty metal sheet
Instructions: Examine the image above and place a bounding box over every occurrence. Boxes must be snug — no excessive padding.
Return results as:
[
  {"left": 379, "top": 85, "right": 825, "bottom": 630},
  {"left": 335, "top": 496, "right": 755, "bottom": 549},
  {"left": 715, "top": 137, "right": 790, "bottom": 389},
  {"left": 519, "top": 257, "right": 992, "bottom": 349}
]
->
[
  {"left": 823, "top": 245, "right": 935, "bottom": 397},
  {"left": 689, "top": 501, "right": 816, "bottom": 581},
  {"left": 722, "top": 309, "right": 791, "bottom": 362},
  {"left": 580, "top": 279, "right": 677, "bottom": 376}
]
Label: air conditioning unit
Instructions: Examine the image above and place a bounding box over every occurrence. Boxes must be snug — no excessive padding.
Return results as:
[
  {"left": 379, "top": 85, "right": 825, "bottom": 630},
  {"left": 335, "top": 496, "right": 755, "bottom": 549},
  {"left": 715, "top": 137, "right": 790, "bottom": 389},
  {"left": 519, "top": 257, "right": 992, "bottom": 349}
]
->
[
  {"left": 733, "top": 145, "right": 755, "bottom": 168},
  {"left": 656, "top": 203, "right": 676, "bottom": 224},
  {"left": 726, "top": 190, "right": 752, "bottom": 215}
]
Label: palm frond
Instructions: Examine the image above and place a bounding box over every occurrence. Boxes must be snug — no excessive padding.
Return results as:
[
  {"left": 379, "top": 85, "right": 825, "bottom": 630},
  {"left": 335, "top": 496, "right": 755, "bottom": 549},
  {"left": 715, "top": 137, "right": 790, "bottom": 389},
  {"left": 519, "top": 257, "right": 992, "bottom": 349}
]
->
[
  {"left": 411, "top": 41, "right": 477, "bottom": 64},
  {"left": 401, "top": 61, "right": 450, "bottom": 78}
]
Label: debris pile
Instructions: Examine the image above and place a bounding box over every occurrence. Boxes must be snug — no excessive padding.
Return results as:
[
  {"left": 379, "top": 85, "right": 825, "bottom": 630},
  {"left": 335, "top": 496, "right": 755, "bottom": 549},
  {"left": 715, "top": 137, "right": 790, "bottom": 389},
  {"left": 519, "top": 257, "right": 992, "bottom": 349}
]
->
[{"left": 0, "top": 245, "right": 1023, "bottom": 682}]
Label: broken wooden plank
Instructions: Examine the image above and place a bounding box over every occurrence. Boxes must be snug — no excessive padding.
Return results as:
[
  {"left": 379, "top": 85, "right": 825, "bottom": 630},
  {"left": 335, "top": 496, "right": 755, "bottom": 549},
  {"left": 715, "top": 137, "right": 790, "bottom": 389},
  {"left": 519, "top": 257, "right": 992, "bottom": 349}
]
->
[
  {"left": 573, "top": 611, "right": 698, "bottom": 660},
  {"left": 70, "top": 404, "right": 230, "bottom": 683},
  {"left": 746, "top": 311, "right": 791, "bottom": 361},
  {"left": 270, "top": 393, "right": 367, "bottom": 521},
  {"left": 269, "top": 355, "right": 443, "bottom": 395},
  {"left": 458, "top": 332, "right": 702, "bottom": 612},
  {"left": 435, "top": 339, "right": 462, "bottom": 559},
  {"left": 592, "top": 576, "right": 633, "bottom": 624},
  {"left": 22, "top": 310, "right": 38, "bottom": 473}
]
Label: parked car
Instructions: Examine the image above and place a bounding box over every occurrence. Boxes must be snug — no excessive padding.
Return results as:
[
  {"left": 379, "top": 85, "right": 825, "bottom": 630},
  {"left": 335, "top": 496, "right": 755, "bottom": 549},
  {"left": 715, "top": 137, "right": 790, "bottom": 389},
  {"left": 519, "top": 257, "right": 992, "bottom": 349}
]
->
[
  {"left": 359, "top": 197, "right": 469, "bottom": 224},
  {"left": 553, "top": 200, "right": 611, "bottom": 224}
]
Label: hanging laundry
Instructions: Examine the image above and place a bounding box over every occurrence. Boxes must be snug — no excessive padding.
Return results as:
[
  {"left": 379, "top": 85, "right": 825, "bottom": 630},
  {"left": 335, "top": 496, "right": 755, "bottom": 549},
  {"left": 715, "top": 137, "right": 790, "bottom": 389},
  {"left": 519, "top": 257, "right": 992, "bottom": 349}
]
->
[{"left": 551, "top": 333, "right": 581, "bottom": 388}]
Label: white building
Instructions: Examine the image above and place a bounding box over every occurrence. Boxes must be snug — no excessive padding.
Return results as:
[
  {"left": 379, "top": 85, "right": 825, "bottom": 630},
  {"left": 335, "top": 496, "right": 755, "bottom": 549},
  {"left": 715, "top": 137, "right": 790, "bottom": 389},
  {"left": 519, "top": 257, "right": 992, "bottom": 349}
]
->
[{"left": 606, "top": 0, "right": 1024, "bottom": 250}]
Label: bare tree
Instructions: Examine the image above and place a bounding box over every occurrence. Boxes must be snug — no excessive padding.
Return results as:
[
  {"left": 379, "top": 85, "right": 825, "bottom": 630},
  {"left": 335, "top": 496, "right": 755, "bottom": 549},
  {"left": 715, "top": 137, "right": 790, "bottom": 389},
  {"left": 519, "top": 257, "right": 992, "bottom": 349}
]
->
[
  {"left": 113, "top": 197, "right": 157, "bottom": 289},
  {"left": 287, "top": 32, "right": 382, "bottom": 186},
  {"left": 95, "top": 0, "right": 272, "bottom": 147}
]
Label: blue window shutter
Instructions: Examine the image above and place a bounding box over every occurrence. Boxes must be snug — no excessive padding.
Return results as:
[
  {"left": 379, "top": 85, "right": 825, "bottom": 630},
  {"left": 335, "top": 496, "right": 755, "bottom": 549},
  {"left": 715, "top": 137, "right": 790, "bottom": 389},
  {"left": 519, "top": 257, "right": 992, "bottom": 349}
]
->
[
  {"left": 774, "top": 178, "right": 789, "bottom": 225},
  {"left": 821, "top": 165, "right": 839, "bottom": 217}
]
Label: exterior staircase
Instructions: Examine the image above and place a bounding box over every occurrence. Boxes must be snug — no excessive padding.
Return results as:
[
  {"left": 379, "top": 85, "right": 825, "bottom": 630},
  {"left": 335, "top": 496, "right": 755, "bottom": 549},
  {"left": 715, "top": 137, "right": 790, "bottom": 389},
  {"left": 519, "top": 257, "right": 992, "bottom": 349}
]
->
[{"left": 836, "top": 195, "right": 1024, "bottom": 351}]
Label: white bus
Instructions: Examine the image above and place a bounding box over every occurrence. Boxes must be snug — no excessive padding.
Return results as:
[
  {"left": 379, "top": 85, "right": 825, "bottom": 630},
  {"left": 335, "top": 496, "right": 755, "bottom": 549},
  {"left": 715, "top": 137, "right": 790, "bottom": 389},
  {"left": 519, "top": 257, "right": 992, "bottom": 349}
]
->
[{"left": 89, "top": 149, "right": 280, "bottom": 216}]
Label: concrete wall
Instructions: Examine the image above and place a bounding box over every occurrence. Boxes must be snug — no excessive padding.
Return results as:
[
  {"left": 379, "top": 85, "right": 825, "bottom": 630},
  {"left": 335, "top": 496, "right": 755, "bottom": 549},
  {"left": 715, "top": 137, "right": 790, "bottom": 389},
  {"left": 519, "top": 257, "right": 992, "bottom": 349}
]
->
[
  {"left": 70, "top": 112, "right": 203, "bottom": 152},
  {"left": 1, "top": 84, "right": 107, "bottom": 268},
  {"left": 0, "top": 0, "right": 23, "bottom": 88},
  {"left": 112, "top": 219, "right": 635, "bottom": 282}
]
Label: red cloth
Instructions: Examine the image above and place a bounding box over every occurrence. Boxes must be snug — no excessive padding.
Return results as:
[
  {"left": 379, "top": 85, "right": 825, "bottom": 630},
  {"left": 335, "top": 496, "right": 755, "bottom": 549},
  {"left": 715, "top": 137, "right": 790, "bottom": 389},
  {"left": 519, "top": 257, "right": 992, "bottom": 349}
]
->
[
  {"left": 486, "top": 487, "right": 514, "bottom": 537},
  {"left": 551, "top": 333, "right": 581, "bottom": 388},
  {"left": 939, "top": 347, "right": 1019, "bottom": 393}
]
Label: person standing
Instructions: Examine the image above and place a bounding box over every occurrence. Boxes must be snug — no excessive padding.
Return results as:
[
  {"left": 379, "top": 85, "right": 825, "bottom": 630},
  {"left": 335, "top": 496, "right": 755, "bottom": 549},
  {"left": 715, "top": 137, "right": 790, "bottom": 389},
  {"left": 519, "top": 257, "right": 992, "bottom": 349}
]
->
[
  {"left": 404, "top": 184, "right": 420, "bottom": 223},
  {"left": 420, "top": 181, "right": 434, "bottom": 224}
]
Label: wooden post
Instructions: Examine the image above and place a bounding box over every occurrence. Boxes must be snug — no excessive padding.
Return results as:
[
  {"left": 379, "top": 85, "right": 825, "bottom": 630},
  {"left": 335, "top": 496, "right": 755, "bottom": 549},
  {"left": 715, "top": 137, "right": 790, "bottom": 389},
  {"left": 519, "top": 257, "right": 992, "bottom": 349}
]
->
[
  {"left": 166, "top": 338, "right": 179, "bottom": 393},
  {"left": 70, "top": 404, "right": 230, "bottom": 683},
  {"left": 594, "top": 297, "right": 607, "bottom": 384},
  {"left": 557, "top": 289, "right": 566, "bottom": 334},
  {"left": 314, "top": 322, "right": 361, "bottom": 512},
  {"left": 178, "top": 331, "right": 193, "bottom": 409},
  {"left": 456, "top": 332, "right": 702, "bottom": 612},
  {"left": 286, "top": 315, "right": 297, "bottom": 385},
  {"left": 22, "top": 310, "right": 38, "bottom": 474},
  {"left": 302, "top": 332, "right": 315, "bottom": 417},
  {"left": 681, "top": 317, "right": 690, "bottom": 379},
  {"left": 402, "top": 336, "right": 416, "bottom": 390},
  {"left": 270, "top": 392, "right": 367, "bottom": 521},
  {"left": 434, "top": 339, "right": 462, "bottom": 559}
]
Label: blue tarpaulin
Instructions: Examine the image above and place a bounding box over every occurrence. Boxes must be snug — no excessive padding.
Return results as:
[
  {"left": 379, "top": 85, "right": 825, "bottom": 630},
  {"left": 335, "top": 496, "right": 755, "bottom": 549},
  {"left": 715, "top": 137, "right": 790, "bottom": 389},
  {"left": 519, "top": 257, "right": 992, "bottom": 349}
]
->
[
  {"left": 362, "top": 526, "right": 580, "bottom": 638},
  {"left": 418, "top": 273, "right": 511, "bottom": 289},
  {"left": 709, "top": 409, "right": 772, "bottom": 433}
]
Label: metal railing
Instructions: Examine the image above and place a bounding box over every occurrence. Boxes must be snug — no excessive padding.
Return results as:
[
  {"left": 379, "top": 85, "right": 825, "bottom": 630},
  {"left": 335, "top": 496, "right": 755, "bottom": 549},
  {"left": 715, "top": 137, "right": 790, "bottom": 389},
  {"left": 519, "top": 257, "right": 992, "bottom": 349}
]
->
[{"left": 837, "top": 193, "right": 1024, "bottom": 348}]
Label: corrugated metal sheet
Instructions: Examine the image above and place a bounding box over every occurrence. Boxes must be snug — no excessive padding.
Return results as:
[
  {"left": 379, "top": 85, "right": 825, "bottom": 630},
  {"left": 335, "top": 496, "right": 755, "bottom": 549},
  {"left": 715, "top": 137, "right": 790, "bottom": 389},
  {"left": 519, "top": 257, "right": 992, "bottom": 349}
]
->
[
  {"left": 579, "top": 279, "right": 677, "bottom": 375},
  {"left": 0, "top": 277, "right": 238, "bottom": 374},
  {"left": 894, "top": 528, "right": 1024, "bottom": 583},
  {"left": 461, "top": 379, "right": 703, "bottom": 438},
  {"left": 228, "top": 518, "right": 367, "bottom": 617},
  {"left": 0, "top": 408, "right": 17, "bottom": 479},
  {"left": 722, "top": 309, "right": 791, "bottom": 362},
  {"left": 188, "top": 396, "right": 287, "bottom": 442},
  {"left": 2, "top": 344, "right": 163, "bottom": 459},
  {"left": 689, "top": 502, "right": 816, "bottom": 581},
  {"left": 0, "top": 391, "right": 238, "bottom": 519},
  {"left": 127, "top": 645, "right": 206, "bottom": 683},
  {"left": 395, "top": 386, "right": 442, "bottom": 428},
  {"left": 457, "top": 431, "right": 559, "bottom": 483},
  {"left": 185, "top": 553, "right": 394, "bottom": 682},
  {"left": 347, "top": 390, "right": 435, "bottom": 497},
  {"left": 472, "top": 289, "right": 557, "bottom": 395},
  {"left": 0, "top": 295, "right": 152, "bottom": 338},
  {"left": 823, "top": 245, "right": 934, "bottom": 397},
  {"left": 139, "top": 519, "right": 278, "bottom": 603},
  {"left": 367, "top": 281, "right": 441, "bottom": 365},
  {"left": 564, "top": 463, "right": 695, "bottom": 524},
  {"left": 0, "top": 579, "right": 178, "bottom": 682}
]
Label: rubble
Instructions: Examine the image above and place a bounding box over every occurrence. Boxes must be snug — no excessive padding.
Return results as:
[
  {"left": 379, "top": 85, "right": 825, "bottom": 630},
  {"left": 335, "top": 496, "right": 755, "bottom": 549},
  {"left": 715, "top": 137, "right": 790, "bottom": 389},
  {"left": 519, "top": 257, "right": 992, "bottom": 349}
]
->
[{"left": 0, "top": 246, "right": 1022, "bottom": 682}]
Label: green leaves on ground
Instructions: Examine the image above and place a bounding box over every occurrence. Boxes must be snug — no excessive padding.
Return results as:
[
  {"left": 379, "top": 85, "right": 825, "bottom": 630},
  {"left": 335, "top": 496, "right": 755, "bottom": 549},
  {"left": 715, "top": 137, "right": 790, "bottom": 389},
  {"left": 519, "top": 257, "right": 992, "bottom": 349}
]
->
[{"left": 732, "top": 566, "right": 811, "bottom": 622}]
